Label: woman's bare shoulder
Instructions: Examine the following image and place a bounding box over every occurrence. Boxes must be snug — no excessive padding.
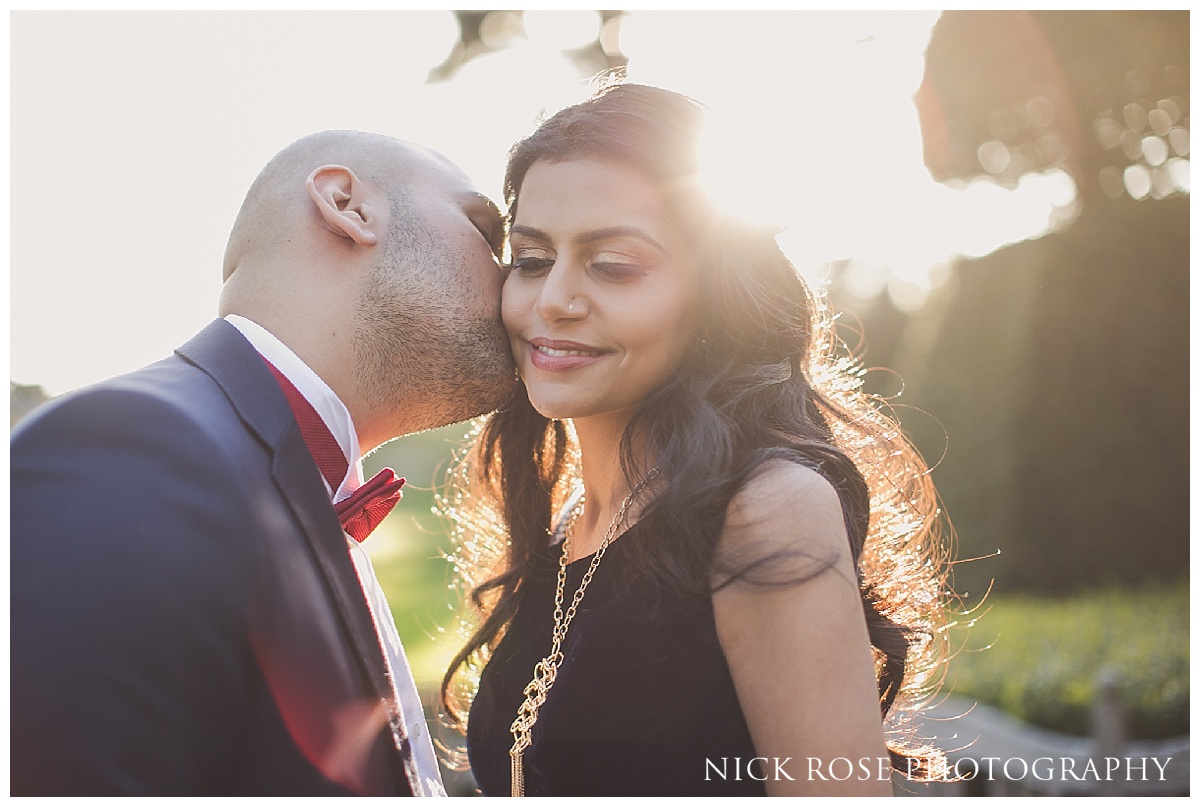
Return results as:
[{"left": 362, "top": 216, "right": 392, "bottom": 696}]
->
[{"left": 723, "top": 458, "right": 847, "bottom": 552}]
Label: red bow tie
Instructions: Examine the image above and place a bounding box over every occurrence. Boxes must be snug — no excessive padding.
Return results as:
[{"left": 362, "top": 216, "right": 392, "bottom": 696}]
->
[{"left": 263, "top": 358, "right": 403, "bottom": 542}]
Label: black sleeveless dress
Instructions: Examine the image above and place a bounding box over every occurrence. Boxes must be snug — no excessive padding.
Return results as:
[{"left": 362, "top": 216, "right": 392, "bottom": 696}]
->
[{"left": 466, "top": 522, "right": 767, "bottom": 796}]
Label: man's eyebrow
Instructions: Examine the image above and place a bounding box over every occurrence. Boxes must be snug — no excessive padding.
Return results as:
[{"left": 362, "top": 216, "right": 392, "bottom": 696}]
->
[
  {"left": 465, "top": 192, "right": 503, "bottom": 222},
  {"left": 509, "top": 224, "right": 666, "bottom": 254},
  {"left": 463, "top": 192, "right": 504, "bottom": 253}
]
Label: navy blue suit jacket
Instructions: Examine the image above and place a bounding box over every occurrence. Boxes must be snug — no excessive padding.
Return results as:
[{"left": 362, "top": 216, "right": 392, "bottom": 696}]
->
[{"left": 11, "top": 320, "right": 415, "bottom": 796}]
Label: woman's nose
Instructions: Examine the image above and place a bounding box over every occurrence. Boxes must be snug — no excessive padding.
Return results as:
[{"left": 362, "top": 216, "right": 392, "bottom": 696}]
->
[{"left": 534, "top": 262, "right": 587, "bottom": 321}]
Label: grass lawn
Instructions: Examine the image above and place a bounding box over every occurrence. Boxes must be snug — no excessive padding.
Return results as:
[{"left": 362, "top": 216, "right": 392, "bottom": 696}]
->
[
  {"left": 366, "top": 487, "right": 465, "bottom": 690},
  {"left": 944, "top": 582, "right": 1189, "bottom": 739}
]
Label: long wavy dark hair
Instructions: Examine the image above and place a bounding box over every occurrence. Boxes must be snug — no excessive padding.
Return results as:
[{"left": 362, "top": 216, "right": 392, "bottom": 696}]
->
[{"left": 440, "top": 82, "right": 951, "bottom": 774}]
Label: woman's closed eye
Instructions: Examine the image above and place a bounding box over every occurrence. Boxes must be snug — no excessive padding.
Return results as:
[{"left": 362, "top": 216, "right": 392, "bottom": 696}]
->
[
  {"left": 590, "top": 254, "right": 648, "bottom": 281},
  {"left": 508, "top": 254, "right": 556, "bottom": 276}
]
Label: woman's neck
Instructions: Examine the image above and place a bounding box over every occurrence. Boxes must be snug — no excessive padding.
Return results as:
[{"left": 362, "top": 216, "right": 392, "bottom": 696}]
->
[{"left": 568, "top": 412, "right": 654, "bottom": 561}]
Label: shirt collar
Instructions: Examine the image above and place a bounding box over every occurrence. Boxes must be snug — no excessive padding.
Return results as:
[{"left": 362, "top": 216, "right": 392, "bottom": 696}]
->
[{"left": 224, "top": 314, "right": 364, "bottom": 501}]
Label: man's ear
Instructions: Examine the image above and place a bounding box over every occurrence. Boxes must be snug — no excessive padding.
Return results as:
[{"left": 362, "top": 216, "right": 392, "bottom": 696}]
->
[{"left": 306, "top": 165, "right": 381, "bottom": 247}]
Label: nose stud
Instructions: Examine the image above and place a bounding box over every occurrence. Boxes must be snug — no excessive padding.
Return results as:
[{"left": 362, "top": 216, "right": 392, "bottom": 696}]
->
[{"left": 568, "top": 303, "right": 575, "bottom": 311}]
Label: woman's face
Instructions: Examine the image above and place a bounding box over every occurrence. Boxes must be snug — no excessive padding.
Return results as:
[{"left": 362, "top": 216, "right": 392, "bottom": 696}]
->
[{"left": 502, "top": 159, "right": 700, "bottom": 425}]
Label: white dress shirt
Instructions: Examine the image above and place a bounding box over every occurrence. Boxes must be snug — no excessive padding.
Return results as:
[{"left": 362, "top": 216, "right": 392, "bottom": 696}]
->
[{"left": 225, "top": 315, "right": 446, "bottom": 797}]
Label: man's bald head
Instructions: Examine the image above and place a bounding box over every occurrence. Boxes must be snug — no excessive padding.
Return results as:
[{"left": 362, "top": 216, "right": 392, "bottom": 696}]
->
[
  {"left": 222, "top": 130, "right": 451, "bottom": 281},
  {"left": 216, "top": 129, "right": 514, "bottom": 451}
]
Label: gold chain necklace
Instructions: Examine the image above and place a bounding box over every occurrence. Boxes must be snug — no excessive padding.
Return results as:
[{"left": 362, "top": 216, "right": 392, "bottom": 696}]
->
[{"left": 508, "top": 468, "right": 659, "bottom": 797}]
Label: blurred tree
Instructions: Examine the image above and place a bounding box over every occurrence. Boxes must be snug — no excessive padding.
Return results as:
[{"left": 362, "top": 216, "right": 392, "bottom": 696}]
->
[
  {"left": 848, "top": 10, "right": 1189, "bottom": 596},
  {"left": 430, "top": 10, "right": 626, "bottom": 82},
  {"left": 10, "top": 382, "right": 51, "bottom": 429},
  {"left": 915, "top": 10, "right": 1188, "bottom": 203}
]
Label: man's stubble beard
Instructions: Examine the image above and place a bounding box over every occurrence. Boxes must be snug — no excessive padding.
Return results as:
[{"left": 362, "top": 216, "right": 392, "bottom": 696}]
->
[{"left": 352, "top": 209, "right": 516, "bottom": 439}]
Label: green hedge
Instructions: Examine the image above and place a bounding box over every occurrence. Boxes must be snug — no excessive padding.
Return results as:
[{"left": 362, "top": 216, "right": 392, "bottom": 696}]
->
[
  {"left": 879, "top": 197, "right": 1190, "bottom": 597},
  {"left": 945, "top": 583, "right": 1189, "bottom": 739}
]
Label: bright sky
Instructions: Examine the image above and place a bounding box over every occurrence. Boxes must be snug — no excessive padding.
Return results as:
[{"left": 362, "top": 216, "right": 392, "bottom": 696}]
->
[{"left": 11, "top": 11, "right": 1079, "bottom": 396}]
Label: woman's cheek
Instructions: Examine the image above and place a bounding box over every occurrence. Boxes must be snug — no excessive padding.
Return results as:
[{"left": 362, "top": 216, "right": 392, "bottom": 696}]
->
[{"left": 500, "top": 276, "right": 525, "bottom": 332}]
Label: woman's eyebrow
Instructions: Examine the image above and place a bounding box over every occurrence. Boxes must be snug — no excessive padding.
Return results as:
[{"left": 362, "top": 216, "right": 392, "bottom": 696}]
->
[
  {"left": 509, "top": 224, "right": 665, "bottom": 254},
  {"left": 509, "top": 224, "right": 550, "bottom": 241},
  {"left": 577, "top": 226, "right": 666, "bottom": 253}
]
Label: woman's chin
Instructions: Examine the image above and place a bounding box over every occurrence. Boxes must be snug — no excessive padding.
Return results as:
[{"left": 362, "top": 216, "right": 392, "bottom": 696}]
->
[
  {"left": 527, "top": 398, "right": 578, "bottom": 421},
  {"left": 523, "top": 387, "right": 593, "bottom": 422}
]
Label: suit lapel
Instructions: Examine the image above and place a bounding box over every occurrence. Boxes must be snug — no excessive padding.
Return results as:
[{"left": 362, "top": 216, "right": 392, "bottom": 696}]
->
[
  {"left": 176, "top": 320, "right": 411, "bottom": 785},
  {"left": 269, "top": 421, "right": 399, "bottom": 704}
]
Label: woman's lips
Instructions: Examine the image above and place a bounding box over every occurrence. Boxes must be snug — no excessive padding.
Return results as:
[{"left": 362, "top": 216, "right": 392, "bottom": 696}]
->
[{"left": 527, "top": 337, "right": 609, "bottom": 372}]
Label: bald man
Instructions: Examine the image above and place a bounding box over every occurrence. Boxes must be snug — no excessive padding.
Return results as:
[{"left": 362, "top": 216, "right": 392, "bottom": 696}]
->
[{"left": 11, "top": 131, "right": 515, "bottom": 796}]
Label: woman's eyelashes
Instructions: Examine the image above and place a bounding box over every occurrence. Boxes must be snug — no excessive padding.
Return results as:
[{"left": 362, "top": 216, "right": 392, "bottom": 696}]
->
[
  {"left": 507, "top": 254, "right": 555, "bottom": 276},
  {"left": 507, "top": 249, "right": 648, "bottom": 280},
  {"left": 592, "top": 259, "right": 647, "bottom": 280}
]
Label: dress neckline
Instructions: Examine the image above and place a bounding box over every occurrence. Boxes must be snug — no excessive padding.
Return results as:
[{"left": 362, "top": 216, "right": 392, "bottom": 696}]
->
[
  {"left": 550, "top": 485, "right": 651, "bottom": 566},
  {"left": 562, "top": 522, "right": 642, "bottom": 567}
]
